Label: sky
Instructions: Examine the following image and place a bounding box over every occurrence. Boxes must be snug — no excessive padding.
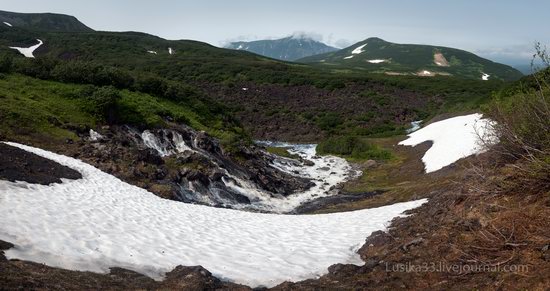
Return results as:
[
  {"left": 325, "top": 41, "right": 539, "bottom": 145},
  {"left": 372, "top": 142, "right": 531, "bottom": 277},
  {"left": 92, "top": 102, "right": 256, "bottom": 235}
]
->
[{"left": 1, "top": 0, "right": 548, "bottom": 65}]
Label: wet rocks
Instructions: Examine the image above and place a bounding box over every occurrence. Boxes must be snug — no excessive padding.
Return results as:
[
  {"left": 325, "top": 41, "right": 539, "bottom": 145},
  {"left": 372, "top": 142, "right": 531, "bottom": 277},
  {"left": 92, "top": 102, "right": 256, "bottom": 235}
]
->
[{"left": 138, "top": 148, "right": 164, "bottom": 165}]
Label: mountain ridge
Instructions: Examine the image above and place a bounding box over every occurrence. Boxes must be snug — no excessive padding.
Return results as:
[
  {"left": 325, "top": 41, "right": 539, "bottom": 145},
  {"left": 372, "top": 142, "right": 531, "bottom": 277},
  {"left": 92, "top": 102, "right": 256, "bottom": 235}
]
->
[
  {"left": 0, "top": 10, "right": 93, "bottom": 32},
  {"left": 225, "top": 35, "right": 338, "bottom": 61},
  {"left": 299, "top": 37, "right": 524, "bottom": 81}
]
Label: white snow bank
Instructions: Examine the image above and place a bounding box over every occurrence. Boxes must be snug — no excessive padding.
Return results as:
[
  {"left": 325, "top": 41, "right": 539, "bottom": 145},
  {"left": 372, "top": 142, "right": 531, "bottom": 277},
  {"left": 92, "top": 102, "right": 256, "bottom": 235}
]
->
[
  {"left": 168, "top": 47, "right": 174, "bottom": 55},
  {"left": 0, "top": 142, "right": 427, "bottom": 287},
  {"left": 399, "top": 113, "right": 493, "bottom": 173},
  {"left": 9, "top": 39, "right": 43, "bottom": 58},
  {"left": 147, "top": 50, "right": 157, "bottom": 54},
  {"left": 351, "top": 43, "right": 367, "bottom": 54},
  {"left": 367, "top": 59, "right": 386, "bottom": 63},
  {"left": 343, "top": 55, "right": 354, "bottom": 59},
  {"left": 482, "top": 72, "right": 490, "bottom": 81},
  {"left": 3, "top": 22, "right": 12, "bottom": 27}
]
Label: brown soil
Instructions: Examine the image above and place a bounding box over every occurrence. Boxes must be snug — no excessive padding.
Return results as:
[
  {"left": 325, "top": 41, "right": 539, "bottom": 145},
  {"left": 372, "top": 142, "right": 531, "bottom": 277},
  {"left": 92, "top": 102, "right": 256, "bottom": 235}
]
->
[{"left": 434, "top": 52, "right": 450, "bottom": 67}]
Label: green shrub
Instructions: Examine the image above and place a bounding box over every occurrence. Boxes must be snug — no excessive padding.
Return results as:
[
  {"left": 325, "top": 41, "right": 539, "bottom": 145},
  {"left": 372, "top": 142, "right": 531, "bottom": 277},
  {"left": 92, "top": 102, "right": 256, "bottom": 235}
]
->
[
  {"left": 85, "top": 86, "right": 121, "bottom": 123},
  {"left": 485, "top": 46, "right": 550, "bottom": 192},
  {"left": 317, "top": 135, "right": 392, "bottom": 160}
]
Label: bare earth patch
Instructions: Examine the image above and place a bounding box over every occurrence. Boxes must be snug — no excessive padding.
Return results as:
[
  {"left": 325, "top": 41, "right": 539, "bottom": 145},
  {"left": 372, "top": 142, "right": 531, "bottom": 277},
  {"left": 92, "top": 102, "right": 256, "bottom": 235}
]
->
[{"left": 434, "top": 52, "right": 450, "bottom": 67}]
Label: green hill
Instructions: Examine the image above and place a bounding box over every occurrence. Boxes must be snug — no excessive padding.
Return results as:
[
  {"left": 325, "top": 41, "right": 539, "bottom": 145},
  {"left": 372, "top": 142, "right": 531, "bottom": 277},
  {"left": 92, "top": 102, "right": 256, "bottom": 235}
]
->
[
  {"left": 0, "top": 11, "right": 510, "bottom": 141},
  {"left": 298, "top": 37, "right": 523, "bottom": 81},
  {"left": 0, "top": 10, "right": 93, "bottom": 32}
]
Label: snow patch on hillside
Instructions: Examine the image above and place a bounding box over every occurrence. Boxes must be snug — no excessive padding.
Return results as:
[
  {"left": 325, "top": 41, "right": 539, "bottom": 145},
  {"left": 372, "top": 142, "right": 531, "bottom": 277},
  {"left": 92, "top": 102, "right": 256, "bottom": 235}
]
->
[
  {"left": 343, "top": 55, "right": 354, "bottom": 59},
  {"left": 9, "top": 39, "right": 43, "bottom": 58},
  {"left": 3, "top": 22, "right": 12, "bottom": 27},
  {"left": 482, "top": 73, "right": 490, "bottom": 81},
  {"left": 147, "top": 50, "right": 157, "bottom": 54},
  {"left": 367, "top": 59, "right": 386, "bottom": 63},
  {"left": 0, "top": 142, "right": 427, "bottom": 287},
  {"left": 168, "top": 47, "right": 174, "bottom": 55},
  {"left": 351, "top": 43, "right": 367, "bottom": 54},
  {"left": 399, "top": 113, "right": 494, "bottom": 173}
]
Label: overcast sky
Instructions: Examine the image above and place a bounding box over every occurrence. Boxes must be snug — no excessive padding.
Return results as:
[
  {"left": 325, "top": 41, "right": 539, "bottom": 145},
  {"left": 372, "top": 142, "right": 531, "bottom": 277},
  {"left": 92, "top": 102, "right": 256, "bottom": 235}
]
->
[{"left": 2, "top": 0, "right": 548, "bottom": 65}]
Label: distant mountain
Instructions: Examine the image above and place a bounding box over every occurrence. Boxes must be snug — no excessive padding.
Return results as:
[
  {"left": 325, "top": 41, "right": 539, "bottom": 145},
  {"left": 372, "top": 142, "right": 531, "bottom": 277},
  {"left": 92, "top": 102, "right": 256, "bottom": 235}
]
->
[
  {"left": 298, "top": 37, "right": 523, "bottom": 81},
  {"left": 226, "top": 36, "right": 338, "bottom": 61},
  {"left": 0, "top": 10, "right": 93, "bottom": 32}
]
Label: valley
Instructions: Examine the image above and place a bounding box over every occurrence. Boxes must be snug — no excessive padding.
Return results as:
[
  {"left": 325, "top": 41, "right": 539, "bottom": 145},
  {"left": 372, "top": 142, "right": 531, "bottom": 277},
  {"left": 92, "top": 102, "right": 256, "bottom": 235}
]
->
[{"left": 0, "top": 7, "right": 549, "bottom": 291}]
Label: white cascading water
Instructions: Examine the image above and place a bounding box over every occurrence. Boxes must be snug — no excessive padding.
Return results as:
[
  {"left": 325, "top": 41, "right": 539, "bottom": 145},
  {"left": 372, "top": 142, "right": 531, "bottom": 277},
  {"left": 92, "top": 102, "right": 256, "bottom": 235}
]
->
[
  {"left": 141, "top": 130, "right": 193, "bottom": 157},
  {"left": 140, "top": 130, "right": 360, "bottom": 213}
]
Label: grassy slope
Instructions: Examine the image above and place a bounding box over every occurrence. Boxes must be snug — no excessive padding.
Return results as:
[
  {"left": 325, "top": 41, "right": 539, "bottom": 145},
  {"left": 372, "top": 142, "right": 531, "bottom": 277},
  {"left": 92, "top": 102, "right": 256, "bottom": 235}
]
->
[
  {"left": 299, "top": 38, "right": 523, "bottom": 81},
  {"left": 0, "top": 74, "right": 235, "bottom": 143}
]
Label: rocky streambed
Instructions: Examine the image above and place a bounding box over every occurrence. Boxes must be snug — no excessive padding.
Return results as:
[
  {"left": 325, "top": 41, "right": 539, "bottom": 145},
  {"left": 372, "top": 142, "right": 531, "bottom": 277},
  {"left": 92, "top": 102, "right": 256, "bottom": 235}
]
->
[{"left": 49, "top": 123, "right": 361, "bottom": 213}]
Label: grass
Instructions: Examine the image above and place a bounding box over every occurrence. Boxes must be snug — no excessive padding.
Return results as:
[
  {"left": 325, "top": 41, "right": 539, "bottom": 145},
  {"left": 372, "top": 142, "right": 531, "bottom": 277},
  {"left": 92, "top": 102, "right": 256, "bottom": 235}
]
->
[
  {"left": 312, "top": 135, "right": 459, "bottom": 213},
  {"left": 0, "top": 74, "right": 242, "bottom": 143},
  {"left": 317, "top": 135, "right": 393, "bottom": 161},
  {"left": 265, "top": 146, "right": 300, "bottom": 159}
]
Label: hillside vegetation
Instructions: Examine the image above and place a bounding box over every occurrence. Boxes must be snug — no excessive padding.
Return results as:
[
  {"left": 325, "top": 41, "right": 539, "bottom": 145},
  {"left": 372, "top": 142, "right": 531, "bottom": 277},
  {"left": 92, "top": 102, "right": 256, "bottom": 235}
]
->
[
  {"left": 299, "top": 37, "right": 523, "bottom": 81},
  {"left": 0, "top": 10, "right": 92, "bottom": 32}
]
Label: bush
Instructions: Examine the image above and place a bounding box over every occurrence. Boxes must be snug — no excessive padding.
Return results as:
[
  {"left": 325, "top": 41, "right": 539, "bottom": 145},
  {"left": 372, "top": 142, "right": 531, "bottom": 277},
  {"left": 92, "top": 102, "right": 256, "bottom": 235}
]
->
[
  {"left": 85, "top": 86, "right": 121, "bottom": 123},
  {"left": 484, "top": 45, "right": 550, "bottom": 192},
  {"left": 317, "top": 135, "right": 392, "bottom": 160}
]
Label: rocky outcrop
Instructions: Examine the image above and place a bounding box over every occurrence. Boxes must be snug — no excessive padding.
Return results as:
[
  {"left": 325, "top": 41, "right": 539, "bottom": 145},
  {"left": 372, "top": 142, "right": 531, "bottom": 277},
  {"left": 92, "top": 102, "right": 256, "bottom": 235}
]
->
[
  {"left": 64, "top": 123, "right": 313, "bottom": 212},
  {"left": 0, "top": 142, "right": 82, "bottom": 184}
]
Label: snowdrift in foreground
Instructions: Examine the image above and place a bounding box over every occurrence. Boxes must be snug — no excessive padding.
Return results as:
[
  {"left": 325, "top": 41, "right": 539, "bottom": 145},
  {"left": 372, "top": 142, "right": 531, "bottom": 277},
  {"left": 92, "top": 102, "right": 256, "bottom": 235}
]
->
[
  {"left": 0, "top": 142, "right": 426, "bottom": 287},
  {"left": 399, "top": 113, "right": 493, "bottom": 173}
]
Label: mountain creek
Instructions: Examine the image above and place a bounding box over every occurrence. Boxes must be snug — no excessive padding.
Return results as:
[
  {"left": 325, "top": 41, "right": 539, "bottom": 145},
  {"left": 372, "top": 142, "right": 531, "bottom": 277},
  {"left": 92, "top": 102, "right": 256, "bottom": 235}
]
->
[{"left": 0, "top": 123, "right": 377, "bottom": 214}]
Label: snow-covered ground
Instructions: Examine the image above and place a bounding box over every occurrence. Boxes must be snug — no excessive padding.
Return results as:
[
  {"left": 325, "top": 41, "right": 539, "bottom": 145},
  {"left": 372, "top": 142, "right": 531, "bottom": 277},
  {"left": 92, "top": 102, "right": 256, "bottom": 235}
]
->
[
  {"left": 3, "top": 21, "right": 12, "bottom": 27},
  {"left": 147, "top": 50, "right": 157, "bottom": 54},
  {"left": 351, "top": 43, "right": 367, "bottom": 54},
  {"left": 343, "top": 43, "right": 368, "bottom": 59},
  {"left": 482, "top": 72, "right": 490, "bottom": 81},
  {"left": 168, "top": 47, "right": 174, "bottom": 55},
  {"left": 399, "top": 113, "right": 494, "bottom": 173},
  {"left": 9, "top": 39, "right": 43, "bottom": 58},
  {"left": 419, "top": 70, "right": 432, "bottom": 76},
  {"left": 367, "top": 59, "right": 386, "bottom": 63},
  {"left": 0, "top": 142, "right": 427, "bottom": 287}
]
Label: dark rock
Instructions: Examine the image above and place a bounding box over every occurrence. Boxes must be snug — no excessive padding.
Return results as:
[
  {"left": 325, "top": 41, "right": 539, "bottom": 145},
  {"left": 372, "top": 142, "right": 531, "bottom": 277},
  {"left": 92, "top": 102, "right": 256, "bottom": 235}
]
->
[
  {"left": 0, "top": 143, "right": 82, "bottom": 185},
  {"left": 137, "top": 149, "right": 164, "bottom": 165},
  {"left": 303, "top": 160, "right": 315, "bottom": 166}
]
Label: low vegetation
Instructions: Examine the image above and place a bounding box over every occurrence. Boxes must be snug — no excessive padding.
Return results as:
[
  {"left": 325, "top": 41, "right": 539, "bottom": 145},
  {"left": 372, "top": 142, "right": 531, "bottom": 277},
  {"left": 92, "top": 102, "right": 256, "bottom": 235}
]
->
[
  {"left": 0, "top": 73, "right": 245, "bottom": 145},
  {"left": 483, "top": 46, "right": 550, "bottom": 193},
  {"left": 317, "top": 135, "right": 393, "bottom": 161},
  {"left": 265, "top": 147, "right": 300, "bottom": 159}
]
